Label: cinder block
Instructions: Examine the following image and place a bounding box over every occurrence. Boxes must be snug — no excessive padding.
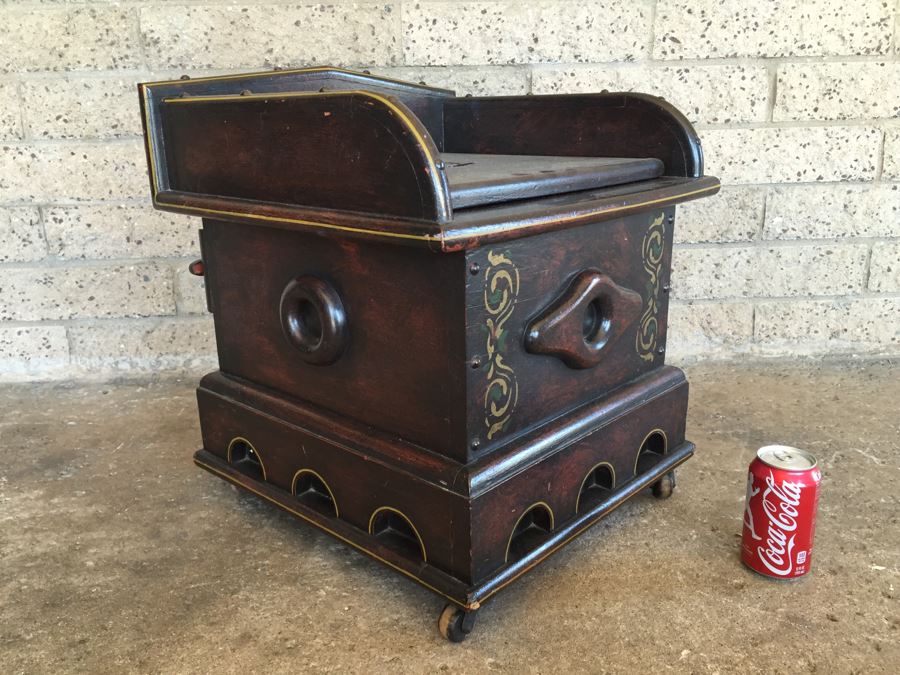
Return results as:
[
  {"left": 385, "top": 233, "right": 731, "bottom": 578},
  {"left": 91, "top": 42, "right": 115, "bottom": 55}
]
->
[
  {"left": 532, "top": 64, "right": 768, "bottom": 125},
  {"left": 869, "top": 242, "right": 900, "bottom": 292},
  {"left": 0, "top": 207, "right": 46, "bottom": 263},
  {"left": 132, "top": 210, "right": 198, "bottom": 259},
  {"left": 174, "top": 263, "right": 208, "bottom": 315},
  {"left": 0, "top": 82, "right": 22, "bottom": 140},
  {"left": 0, "top": 141, "right": 147, "bottom": 203},
  {"left": 0, "top": 263, "right": 174, "bottom": 321},
  {"left": 764, "top": 185, "right": 900, "bottom": 239},
  {"left": 654, "top": 0, "right": 892, "bottom": 59},
  {"left": 775, "top": 62, "right": 900, "bottom": 122},
  {"left": 140, "top": 4, "right": 400, "bottom": 70},
  {"left": 0, "top": 7, "right": 139, "bottom": 72},
  {"left": 403, "top": 1, "right": 650, "bottom": 65},
  {"left": 375, "top": 66, "right": 528, "bottom": 96},
  {"left": 0, "top": 326, "right": 70, "bottom": 381},
  {"left": 675, "top": 187, "right": 764, "bottom": 244},
  {"left": 884, "top": 128, "right": 900, "bottom": 181},
  {"left": 43, "top": 205, "right": 196, "bottom": 260},
  {"left": 22, "top": 76, "right": 143, "bottom": 139},
  {"left": 755, "top": 298, "right": 900, "bottom": 355},
  {"left": 666, "top": 301, "right": 754, "bottom": 359},
  {"left": 671, "top": 244, "right": 869, "bottom": 300},
  {"left": 701, "top": 127, "right": 880, "bottom": 184},
  {"left": 69, "top": 317, "right": 217, "bottom": 376}
]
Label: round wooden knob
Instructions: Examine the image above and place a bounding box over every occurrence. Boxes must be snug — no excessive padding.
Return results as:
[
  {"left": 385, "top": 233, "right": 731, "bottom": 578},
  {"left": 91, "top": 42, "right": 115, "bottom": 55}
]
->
[{"left": 279, "top": 276, "right": 347, "bottom": 365}]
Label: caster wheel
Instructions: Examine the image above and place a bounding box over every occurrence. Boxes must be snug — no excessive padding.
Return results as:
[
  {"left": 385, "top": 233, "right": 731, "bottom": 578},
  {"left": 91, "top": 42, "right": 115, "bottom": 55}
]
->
[
  {"left": 652, "top": 470, "right": 676, "bottom": 499},
  {"left": 437, "top": 604, "right": 477, "bottom": 642}
]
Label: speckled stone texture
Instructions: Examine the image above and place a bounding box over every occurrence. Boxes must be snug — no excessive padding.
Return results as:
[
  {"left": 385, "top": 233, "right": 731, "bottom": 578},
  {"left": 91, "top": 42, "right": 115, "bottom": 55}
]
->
[
  {"left": 402, "top": 1, "right": 650, "bottom": 65},
  {"left": 2, "top": 1, "right": 900, "bottom": 378},
  {"left": 532, "top": 64, "right": 769, "bottom": 124},
  {"left": 775, "top": 62, "right": 900, "bottom": 122},
  {"left": 654, "top": 0, "right": 893, "bottom": 59},
  {"left": 672, "top": 244, "right": 869, "bottom": 300},
  {"left": 139, "top": 4, "right": 401, "bottom": 69},
  {"left": 1, "top": 361, "right": 897, "bottom": 672},
  {"left": 701, "top": 127, "right": 881, "bottom": 184}
]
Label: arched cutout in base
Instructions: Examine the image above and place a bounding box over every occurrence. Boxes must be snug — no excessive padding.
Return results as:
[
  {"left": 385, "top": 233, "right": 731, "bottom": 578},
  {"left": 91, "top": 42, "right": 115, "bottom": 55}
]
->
[
  {"left": 227, "top": 437, "right": 266, "bottom": 481},
  {"left": 505, "top": 502, "right": 554, "bottom": 563},
  {"left": 634, "top": 429, "right": 668, "bottom": 476},
  {"left": 576, "top": 462, "right": 616, "bottom": 514},
  {"left": 292, "top": 469, "right": 338, "bottom": 518},
  {"left": 368, "top": 507, "right": 427, "bottom": 563}
]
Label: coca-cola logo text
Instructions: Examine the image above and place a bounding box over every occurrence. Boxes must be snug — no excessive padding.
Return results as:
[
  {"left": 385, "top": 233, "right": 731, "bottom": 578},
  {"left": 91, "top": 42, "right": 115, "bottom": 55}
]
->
[{"left": 756, "top": 471, "right": 803, "bottom": 576}]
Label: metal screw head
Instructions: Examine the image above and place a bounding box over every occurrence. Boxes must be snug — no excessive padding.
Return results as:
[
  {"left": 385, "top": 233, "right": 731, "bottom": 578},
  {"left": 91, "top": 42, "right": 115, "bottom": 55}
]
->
[
  {"left": 179, "top": 74, "right": 191, "bottom": 80},
  {"left": 471, "top": 439, "right": 481, "bottom": 451},
  {"left": 471, "top": 357, "right": 482, "bottom": 369},
  {"left": 469, "top": 262, "right": 481, "bottom": 276},
  {"left": 662, "top": 283, "right": 671, "bottom": 293},
  {"left": 667, "top": 215, "right": 675, "bottom": 225},
  {"left": 657, "top": 346, "right": 666, "bottom": 355}
]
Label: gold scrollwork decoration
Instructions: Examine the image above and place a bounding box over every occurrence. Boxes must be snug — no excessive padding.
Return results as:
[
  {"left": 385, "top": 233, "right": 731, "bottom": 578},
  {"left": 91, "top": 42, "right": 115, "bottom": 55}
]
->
[
  {"left": 636, "top": 213, "right": 666, "bottom": 362},
  {"left": 483, "top": 250, "right": 520, "bottom": 441}
]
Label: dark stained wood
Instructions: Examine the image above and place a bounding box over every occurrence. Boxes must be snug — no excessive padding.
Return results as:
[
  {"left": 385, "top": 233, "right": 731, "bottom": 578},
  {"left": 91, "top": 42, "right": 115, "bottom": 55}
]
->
[
  {"left": 194, "top": 364, "right": 690, "bottom": 589},
  {"left": 160, "top": 92, "right": 450, "bottom": 221},
  {"left": 138, "top": 66, "right": 721, "bottom": 633},
  {"left": 443, "top": 93, "right": 704, "bottom": 177},
  {"left": 524, "top": 269, "right": 643, "bottom": 369},
  {"left": 200, "top": 218, "right": 469, "bottom": 459},
  {"left": 443, "top": 153, "right": 664, "bottom": 209}
]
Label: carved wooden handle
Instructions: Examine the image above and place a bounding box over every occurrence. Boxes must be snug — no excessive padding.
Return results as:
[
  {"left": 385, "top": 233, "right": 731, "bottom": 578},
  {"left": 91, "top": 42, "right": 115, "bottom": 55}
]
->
[
  {"left": 279, "top": 276, "right": 348, "bottom": 365},
  {"left": 525, "top": 270, "right": 643, "bottom": 369}
]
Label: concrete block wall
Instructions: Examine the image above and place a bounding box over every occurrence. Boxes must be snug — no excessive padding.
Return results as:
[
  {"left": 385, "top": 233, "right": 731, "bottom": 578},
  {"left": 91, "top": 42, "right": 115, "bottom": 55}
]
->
[{"left": 1, "top": 0, "right": 899, "bottom": 381}]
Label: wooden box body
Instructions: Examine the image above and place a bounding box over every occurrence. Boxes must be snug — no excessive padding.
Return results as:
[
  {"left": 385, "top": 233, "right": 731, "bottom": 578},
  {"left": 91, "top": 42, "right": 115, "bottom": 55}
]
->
[
  {"left": 138, "top": 67, "right": 720, "bottom": 610},
  {"left": 202, "top": 205, "right": 674, "bottom": 462}
]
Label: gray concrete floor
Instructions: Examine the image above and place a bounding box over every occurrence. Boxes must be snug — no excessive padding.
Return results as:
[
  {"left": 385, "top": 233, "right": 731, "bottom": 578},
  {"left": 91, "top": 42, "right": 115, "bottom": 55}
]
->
[{"left": 1, "top": 361, "right": 898, "bottom": 674}]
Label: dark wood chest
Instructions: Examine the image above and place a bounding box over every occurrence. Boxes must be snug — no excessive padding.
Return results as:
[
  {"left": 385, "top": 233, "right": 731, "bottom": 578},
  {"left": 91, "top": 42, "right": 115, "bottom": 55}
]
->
[{"left": 140, "top": 67, "right": 719, "bottom": 640}]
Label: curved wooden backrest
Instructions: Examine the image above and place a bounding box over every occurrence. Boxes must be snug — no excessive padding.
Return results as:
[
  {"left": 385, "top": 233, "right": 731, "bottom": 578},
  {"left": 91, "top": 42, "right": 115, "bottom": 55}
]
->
[
  {"left": 149, "top": 90, "right": 452, "bottom": 222},
  {"left": 443, "top": 93, "right": 703, "bottom": 178}
]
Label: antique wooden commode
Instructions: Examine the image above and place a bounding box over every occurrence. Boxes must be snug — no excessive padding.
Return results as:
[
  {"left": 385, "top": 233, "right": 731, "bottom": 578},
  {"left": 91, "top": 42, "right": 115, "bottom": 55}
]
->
[{"left": 139, "top": 67, "right": 719, "bottom": 641}]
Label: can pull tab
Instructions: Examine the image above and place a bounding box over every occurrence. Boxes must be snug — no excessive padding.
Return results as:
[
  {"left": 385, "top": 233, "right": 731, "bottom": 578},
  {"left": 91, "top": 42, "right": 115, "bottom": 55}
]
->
[{"left": 188, "top": 259, "right": 205, "bottom": 276}]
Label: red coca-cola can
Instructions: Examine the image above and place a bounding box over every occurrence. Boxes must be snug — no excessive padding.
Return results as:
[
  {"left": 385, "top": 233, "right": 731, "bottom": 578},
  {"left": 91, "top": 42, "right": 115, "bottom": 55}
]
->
[{"left": 741, "top": 445, "right": 821, "bottom": 579}]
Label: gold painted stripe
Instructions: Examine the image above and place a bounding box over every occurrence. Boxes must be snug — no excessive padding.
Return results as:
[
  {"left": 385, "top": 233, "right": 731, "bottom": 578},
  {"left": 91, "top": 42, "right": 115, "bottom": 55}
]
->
[
  {"left": 161, "top": 201, "right": 438, "bottom": 242},
  {"left": 504, "top": 501, "right": 555, "bottom": 563},
  {"left": 633, "top": 428, "right": 668, "bottom": 476},
  {"left": 441, "top": 184, "right": 720, "bottom": 242},
  {"left": 140, "top": 66, "right": 451, "bottom": 93},
  {"left": 162, "top": 89, "right": 445, "bottom": 213},
  {"left": 226, "top": 436, "right": 267, "bottom": 481},
  {"left": 142, "top": 75, "right": 718, "bottom": 244},
  {"left": 194, "top": 458, "right": 472, "bottom": 609},
  {"left": 574, "top": 461, "right": 617, "bottom": 514},
  {"left": 140, "top": 83, "right": 159, "bottom": 200},
  {"left": 478, "top": 452, "right": 692, "bottom": 605},
  {"left": 291, "top": 468, "right": 340, "bottom": 519},
  {"left": 367, "top": 506, "right": 428, "bottom": 563}
]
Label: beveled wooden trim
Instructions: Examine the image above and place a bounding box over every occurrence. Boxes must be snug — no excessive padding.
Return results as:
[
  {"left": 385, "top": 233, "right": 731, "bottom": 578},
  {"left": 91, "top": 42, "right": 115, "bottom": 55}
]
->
[
  {"left": 194, "top": 450, "right": 473, "bottom": 608},
  {"left": 193, "top": 441, "right": 694, "bottom": 610},
  {"left": 470, "top": 441, "right": 694, "bottom": 605},
  {"left": 140, "top": 65, "right": 455, "bottom": 94}
]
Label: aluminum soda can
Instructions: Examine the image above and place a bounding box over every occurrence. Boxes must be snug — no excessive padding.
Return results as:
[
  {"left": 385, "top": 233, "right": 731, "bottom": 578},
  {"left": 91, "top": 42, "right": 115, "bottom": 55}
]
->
[{"left": 741, "top": 445, "right": 821, "bottom": 579}]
